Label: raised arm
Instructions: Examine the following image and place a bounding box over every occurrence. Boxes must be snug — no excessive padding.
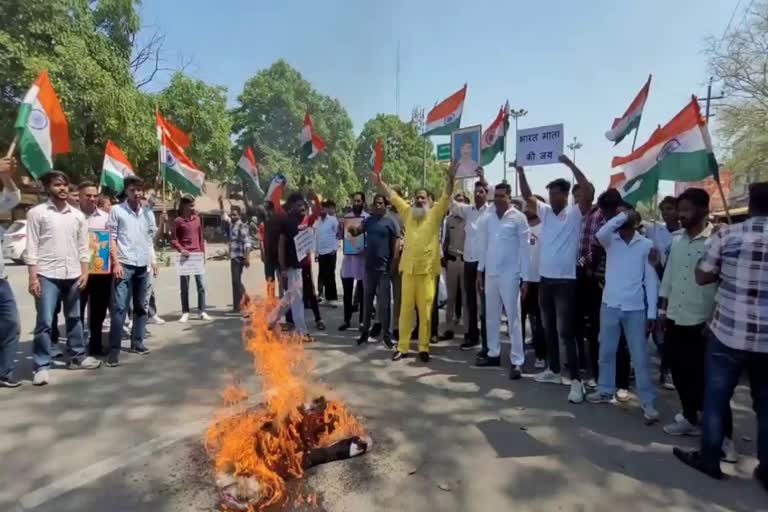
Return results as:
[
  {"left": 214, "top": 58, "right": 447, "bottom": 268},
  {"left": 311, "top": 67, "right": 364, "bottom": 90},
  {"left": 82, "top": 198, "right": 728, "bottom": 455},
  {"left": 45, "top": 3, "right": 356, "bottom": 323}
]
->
[
  {"left": 425, "top": 162, "right": 457, "bottom": 232},
  {"left": 371, "top": 172, "right": 410, "bottom": 218},
  {"left": 596, "top": 211, "right": 628, "bottom": 248},
  {"left": 0, "top": 157, "right": 20, "bottom": 211},
  {"left": 514, "top": 162, "right": 537, "bottom": 213},
  {"left": 558, "top": 154, "right": 593, "bottom": 214}
]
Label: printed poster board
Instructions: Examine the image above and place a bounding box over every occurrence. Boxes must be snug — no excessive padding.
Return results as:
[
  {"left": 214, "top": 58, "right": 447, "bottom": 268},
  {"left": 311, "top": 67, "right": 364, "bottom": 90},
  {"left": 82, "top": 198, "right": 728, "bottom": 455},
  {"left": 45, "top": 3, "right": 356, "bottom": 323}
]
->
[
  {"left": 343, "top": 217, "right": 365, "bottom": 255},
  {"left": 174, "top": 252, "right": 206, "bottom": 276},
  {"left": 88, "top": 229, "right": 111, "bottom": 275},
  {"left": 515, "top": 124, "right": 564, "bottom": 166},
  {"left": 451, "top": 125, "right": 482, "bottom": 179},
  {"left": 294, "top": 228, "right": 314, "bottom": 262}
]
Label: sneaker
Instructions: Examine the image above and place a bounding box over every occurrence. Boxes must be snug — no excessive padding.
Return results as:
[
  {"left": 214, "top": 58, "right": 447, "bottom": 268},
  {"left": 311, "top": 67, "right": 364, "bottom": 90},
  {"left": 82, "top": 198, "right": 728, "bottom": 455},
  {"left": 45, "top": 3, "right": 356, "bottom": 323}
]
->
[
  {"left": 199, "top": 312, "right": 212, "bottom": 321},
  {"left": 586, "top": 391, "right": 613, "bottom": 404},
  {"left": 475, "top": 355, "right": 501, "bottom": 367},
  {"left": 105, "top": 356, "right": 119, "bottom": 368},
  {"left": 660, "top": 371, "right": 675, "bottom": 390},
  {"left": 509, "top": 365, "right": 522, "bottom": 380},
  {"left": 585, "top": 378, "right": 598, "bottom": 389},
  {"left": 615, "top": 389, "right": 631, "bottom": 402},
  {"left": 663, "top": 417, "right": 702, "bottom": 437},
  {"left": 560, "top": 376, "right": 573, "bottom": 386},
  {"left": 129, "top": 346, "right": 151, "bottom": 356},
  {"left": 721, "top": 438, "right": 738, "bottom": 463},
  {"left": 392, "top": 351, "right": 406, "bottom": 361},
  {"left": 534, "top": 369, "right": 563, "bottom": 384},
  {"left": 179, "top": 313, "right": 189, "bottom": 323},
  {"left": 382, "top": 338, "right": 395, "bottom": 349},
  {"left": 0, "top": 377, "right": 21, "bottom": 388},
  {"left": 68, "top": 356, "right": 102, "bottom": 370},
  {"left": 316, "top": 319, "right": 326, "bottom": 331},
  {"left": 568, "top": 381, "right": 585, "bottom": 404},
  {"left": 642, "top": 404, "right": 660, "bottom": 424},
  {"left": 418, "top": 351, "right": 430, "bottom": 363},
  {"left": 356, "top": 334, "right": 367, "bottom": 346},
  {"left": 148, "top": 315, "right": 166, "bottom": 325},
  {"left": 33, "top": 369, "right": 50, "bottom": 386},
  {"left": 673, "top": 448, "right": 724, "bottom": 480},
  {"left": 50, "top": 345, "right": 64, "bottom": 359},
  {"left": 534, "top": 358, "right": 547, "bottom": 369},
  {"left": 460, "top": 340, "right": 479, "bottom": 351}
]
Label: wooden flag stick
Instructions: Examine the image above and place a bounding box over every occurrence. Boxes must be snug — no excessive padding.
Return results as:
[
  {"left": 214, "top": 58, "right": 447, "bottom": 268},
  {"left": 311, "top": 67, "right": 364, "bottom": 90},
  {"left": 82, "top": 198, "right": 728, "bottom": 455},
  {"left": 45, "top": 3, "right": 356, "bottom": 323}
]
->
[
  {"left": 715, "top": 176, "right": 732, "bottom": 224},
  {"left": 5, "top": 135, "right": 19, "bottom": 158}
]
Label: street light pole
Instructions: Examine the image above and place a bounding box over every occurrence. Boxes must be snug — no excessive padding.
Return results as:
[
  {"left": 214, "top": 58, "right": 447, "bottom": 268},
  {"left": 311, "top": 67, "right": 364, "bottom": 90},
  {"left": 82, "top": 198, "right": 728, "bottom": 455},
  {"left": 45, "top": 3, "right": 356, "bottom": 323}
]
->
[
  {"left": 508, "top": 108, "right": 527, "bottom": 195},
  {"left": 412, "top": 106, "right": 427, "bottom": 187},
  {"left": 566, "top": 136, "right": 583, "bottom": 188}
]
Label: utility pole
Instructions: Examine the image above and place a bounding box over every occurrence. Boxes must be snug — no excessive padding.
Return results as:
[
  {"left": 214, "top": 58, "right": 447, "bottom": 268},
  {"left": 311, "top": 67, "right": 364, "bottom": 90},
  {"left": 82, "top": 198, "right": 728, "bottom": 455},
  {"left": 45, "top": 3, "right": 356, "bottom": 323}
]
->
[
  {"left": 566, "top": 136, "right": 583, "bottom": 188},
  {"left": 697, "top": 76, "right": 725, "bottom": 123},
  {"left": 411, "top": 106, "right": 427, "bottom": 187},
  {"left": 508, "top": 108, "right": 527, "bottom": 194}
]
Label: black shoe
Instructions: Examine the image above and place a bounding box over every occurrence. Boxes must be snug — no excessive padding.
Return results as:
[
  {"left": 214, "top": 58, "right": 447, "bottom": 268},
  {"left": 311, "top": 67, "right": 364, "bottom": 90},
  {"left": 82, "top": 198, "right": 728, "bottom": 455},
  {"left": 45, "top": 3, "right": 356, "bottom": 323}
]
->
[
  {"left": 383, "top": 338, "right": 395, "bottom": 349},
  {"left": 316, "top": 319, "right": 326, "bottom": 331},
  {"left": 419, "top": 351, "right": 430, "bottom": 363},
  {"left": 476, "top": 349, "right": 489, "bottom": 360},
  {"left": 0, "top": 377, "right": 21, "bottom": 388},
  {"left": 130, "top": 346, "right": 151, "bottom": 356},
  {"left": 356, "top": 333, "right": 368, "bottom": 346},
  {"left": 755, "top": 465, "right": 768, "bottom": 493},
  {"left": 439, "top": 330, "right": 454, "bottom": 341},
  {"left": 509, "top": 365, "right": 522, "bottom": 380},
  {"left": 459, "top": 339, "right": 479, "bottom": 351},
  {"left": 105, "top": 357, "right": 119, "bottom": 368},
  {"left": 475, "top": 355, "right": 501, "bottom": 367},
  {"left": 338, "top": 323, "right": 350, "bottom": 332},
  {"left": 392, "top": 351, "right": 406, "bottom": 361},
  {"left": 673, "top": 448, "right": 724, "bottom": 480},
  {"left": 369, "top": 323, "right": 382, "bottom": 338}
]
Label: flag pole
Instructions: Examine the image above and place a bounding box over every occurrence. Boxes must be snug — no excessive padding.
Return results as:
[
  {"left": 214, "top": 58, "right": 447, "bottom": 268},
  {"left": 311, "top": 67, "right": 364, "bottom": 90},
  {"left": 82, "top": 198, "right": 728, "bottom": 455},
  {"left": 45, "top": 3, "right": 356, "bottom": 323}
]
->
[
  {"left": 156, "top": 104, "right": 167, "bottom": 213},
  {"left": 4, "top": 135, "right": 18, "bottom": 158},
  {"left": 715, "top": 174, "right": 732, "bottom": 224}
]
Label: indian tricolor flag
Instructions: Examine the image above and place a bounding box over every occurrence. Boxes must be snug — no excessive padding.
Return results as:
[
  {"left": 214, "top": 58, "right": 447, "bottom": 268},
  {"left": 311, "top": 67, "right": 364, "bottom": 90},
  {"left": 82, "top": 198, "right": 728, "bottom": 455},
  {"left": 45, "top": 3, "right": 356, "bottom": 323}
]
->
[
  {"left": 265, "top": 174, "right": 287, "bottom": 214},
  {"left": 424, "top": 84, "right": 467, "bottom": 136},
  {"left": 300, "top": 112, "right": 326, "bottom": 160},
  {"left": 160, "top": 131, "right": 205, "bottom": 196},
  {"left": 100, "top": 140, "right": 134, "bottom": 193},
  {"left": 606, "top": 75, "right": 651, "bottom": 145},
  {"left": 14, "top": 70, "right": 70, "bottom": 179},
  {"left": 237, "top": 146, "right": 263, "bottom": 194},
  {"left": 481, "top": 102, "right": 508, "bottom": 166},
  {"left": 610, "top": 96, "right": 718, "bottom": 205}
]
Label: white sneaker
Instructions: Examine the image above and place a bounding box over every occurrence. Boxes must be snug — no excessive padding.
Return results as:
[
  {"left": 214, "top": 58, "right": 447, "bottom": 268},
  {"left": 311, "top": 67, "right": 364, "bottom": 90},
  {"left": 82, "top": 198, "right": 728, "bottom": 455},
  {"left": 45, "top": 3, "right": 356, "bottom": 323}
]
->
[
  {"left": 663, "top": 416, "right": 701, "bottom": 436},
  {"left": 615, "top": 389, "right": 631, "bottom": 402},
  {"left": 534, "top": 369, "right": 563, "bottom": 384},
  {"left": 33, "top": 369, "right": 50, "bottom": 386},
  {"left": 721, "top": 438, "right": 738, "bottom": 463},
  {"left": 561, "top": 376, "right": 573, "bottom": 386},
  {"left": 534, "top": 358, "right": 546, "bottom": 369},
  {"left": 69, "top": 356, "right": 102, "bottom": 370},
  {"left": 642, "top": 404, "right": 660, "bottom": 424},
  {"left": 199, "top": 312, "right": 211, "bottom": 321},
  {"left": 148, "top": 315, "right": 166, "bottom": 325},
  {"left": 568, "top": 381, "right": 585, "bottom": 404},
  {"left": 179, "top": 313, "right": 189, "bottom": 323},
  {"left": 586, "top": 378, "right": 598, "bottom": 389}
]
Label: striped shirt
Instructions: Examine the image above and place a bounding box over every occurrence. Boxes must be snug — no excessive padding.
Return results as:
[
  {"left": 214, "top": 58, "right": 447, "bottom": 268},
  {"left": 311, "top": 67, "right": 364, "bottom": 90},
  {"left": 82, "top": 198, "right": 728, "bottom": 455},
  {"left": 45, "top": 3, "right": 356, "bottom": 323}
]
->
[{"left": 698, "top": 216, "right": 768, "bottom": 353}]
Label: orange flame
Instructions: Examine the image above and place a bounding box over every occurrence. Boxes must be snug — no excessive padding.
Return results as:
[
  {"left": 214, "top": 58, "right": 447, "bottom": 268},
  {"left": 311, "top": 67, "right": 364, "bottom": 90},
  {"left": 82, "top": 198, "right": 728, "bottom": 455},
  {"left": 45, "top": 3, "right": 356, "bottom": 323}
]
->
[{"left": 205, "top": 296, "right": 367, "bottom": 510}]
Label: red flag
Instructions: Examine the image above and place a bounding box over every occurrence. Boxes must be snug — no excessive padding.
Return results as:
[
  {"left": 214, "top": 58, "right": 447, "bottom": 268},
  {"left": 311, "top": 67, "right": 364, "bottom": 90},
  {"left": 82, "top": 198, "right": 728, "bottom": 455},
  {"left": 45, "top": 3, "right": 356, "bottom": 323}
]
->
[{"left": 372, "top": 137, "right": 383, "bottom": 175}]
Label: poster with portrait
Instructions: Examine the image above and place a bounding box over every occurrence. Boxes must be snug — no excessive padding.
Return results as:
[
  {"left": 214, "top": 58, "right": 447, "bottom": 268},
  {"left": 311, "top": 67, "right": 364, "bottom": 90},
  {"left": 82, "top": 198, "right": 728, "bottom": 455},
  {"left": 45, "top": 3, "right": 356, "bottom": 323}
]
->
[
  {"left": 88, "top": 229, "right": 111, "bottom": 275},
  {"left": 343, "top": 217, "right": 365, "bottom": 255},
  {"left": 451, "top": 125, "right": 482, "bottom": 179}
]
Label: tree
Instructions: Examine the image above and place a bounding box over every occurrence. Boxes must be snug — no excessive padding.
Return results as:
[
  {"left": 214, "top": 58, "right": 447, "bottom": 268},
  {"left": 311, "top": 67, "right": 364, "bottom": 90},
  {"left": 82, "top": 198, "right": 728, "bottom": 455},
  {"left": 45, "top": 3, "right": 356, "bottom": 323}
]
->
[
  {"left": 232, "top": 60, "right": 357, "bottom": 203},
  {"left": 707, "top": 1, "right": 768, "bottom": 183},
  {"left": 353, "top": 114, "right": 445, "bottom": 199},
  {"left": 158, "top": 73, "right": 233, "bottom": 182}
]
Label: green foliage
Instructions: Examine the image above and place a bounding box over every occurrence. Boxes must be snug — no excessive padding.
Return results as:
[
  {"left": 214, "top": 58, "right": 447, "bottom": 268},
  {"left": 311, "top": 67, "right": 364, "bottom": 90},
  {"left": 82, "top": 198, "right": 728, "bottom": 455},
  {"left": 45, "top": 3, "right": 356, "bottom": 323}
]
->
[
  {"left": 353, "top": 114, "right": 445, "bottom": 200},
  {"left": 232, "top": 60, "right": 356, "bottom": 203}
]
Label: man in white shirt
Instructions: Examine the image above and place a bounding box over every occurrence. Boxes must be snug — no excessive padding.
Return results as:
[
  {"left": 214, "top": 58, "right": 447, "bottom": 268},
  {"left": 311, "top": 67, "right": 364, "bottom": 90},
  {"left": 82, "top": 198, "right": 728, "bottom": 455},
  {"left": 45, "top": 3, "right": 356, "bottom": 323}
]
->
[
  {"left": 587, "top": 192, "right": 659, "bottom": 424},
  {"left": 0, "top": 157, "right": 22, "bottom": 388},
  {"left": 522, "top": 196, "right": 546, "bottom": 369},
  {"left": 450, "top": 175, "right": 490, "bottom": 356},
  {"left": 476, "top": 183, "right": 531, "bottom": 380},
  {"left": 314, "top": 199, "right": 339, "bottom": 306},
  {"left": 27, "top": 171, "right": 101, "bottom": 386},
  {"left": 516, "top": 155, "right": 594, "bottom": 404}
]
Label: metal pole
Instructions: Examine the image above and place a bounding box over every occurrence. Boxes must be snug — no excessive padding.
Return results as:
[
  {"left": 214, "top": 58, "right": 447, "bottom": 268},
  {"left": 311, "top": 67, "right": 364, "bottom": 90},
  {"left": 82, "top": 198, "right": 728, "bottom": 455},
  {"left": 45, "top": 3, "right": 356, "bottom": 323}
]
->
[
  {"left": 422, "top": 136, "right": 427, "bottom": 187},
  {"left": 512, "top": 116, "right": 518, "bottom": 193}
]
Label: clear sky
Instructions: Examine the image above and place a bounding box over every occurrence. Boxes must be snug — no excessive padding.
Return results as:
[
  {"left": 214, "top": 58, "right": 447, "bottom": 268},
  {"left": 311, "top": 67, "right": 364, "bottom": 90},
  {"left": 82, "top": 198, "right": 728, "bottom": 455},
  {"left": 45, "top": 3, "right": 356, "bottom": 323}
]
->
[{"left": 139, "top": 0, "right": 738, "bottom": 195}]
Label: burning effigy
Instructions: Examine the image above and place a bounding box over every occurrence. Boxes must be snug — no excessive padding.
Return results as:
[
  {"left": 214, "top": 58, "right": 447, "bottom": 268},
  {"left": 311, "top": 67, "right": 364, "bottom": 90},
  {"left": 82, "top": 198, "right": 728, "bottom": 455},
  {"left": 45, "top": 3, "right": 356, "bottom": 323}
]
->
[{"left": 204, "top": 295, "right": 371, "bottom": 511}]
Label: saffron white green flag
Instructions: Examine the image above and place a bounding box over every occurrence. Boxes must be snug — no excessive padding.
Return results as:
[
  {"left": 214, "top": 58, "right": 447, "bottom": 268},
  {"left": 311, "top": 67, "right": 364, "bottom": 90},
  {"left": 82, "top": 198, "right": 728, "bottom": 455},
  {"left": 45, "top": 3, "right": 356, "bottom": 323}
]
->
[
  {"left": 424, "top": 84, "right": 467, "bottom": 136},
  {"left": 160, "top": 131, "right": 205, "bottom": 196},
  {"left": 100, "top": 140, "right": 134, "bottom": 193}
]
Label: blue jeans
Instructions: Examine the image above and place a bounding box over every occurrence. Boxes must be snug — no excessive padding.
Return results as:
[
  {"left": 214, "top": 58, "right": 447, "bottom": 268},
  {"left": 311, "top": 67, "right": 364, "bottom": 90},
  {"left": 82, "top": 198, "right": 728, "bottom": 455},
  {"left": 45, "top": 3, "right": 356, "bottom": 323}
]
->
[
  {"left": 0, "top": 279, "right": 20, "bottom": 379},
  {"left": 701, "top": 334, "right": 768, "bottom": 468},
  {"left": 109, "top": 265, "right": 149, "bottom": 358},
  {"left": 33, "top": 276, "right": 86, "bottom": 370},
  {"left": 180, "top": 274, "right": 206, "bottom": 313},
  {"left": 597, "top": 305, "right": 656, "bottom": 408}
]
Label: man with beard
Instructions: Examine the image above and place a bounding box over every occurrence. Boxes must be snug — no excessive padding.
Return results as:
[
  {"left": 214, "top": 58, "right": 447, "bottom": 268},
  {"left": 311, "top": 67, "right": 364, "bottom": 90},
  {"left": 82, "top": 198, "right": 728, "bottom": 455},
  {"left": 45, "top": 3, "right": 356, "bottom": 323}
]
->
[
  {"left": 339, "top": 192, "right": 367, "bottom": 331},
  {"left": 372, "top": 163, "right": 457, "bottom": 362}
]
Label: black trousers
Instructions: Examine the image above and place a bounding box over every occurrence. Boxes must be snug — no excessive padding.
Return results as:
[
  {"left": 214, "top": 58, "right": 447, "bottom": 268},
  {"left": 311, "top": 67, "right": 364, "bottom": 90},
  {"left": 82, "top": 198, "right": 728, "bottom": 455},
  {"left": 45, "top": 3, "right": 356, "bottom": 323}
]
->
[
  {"left": 667, "top": 321, "right": 708, "bottom": 424},
  {"left": 341, "top": 277, "right": 363, "bottom": 325},
  {"left": 576, "top": 269, "right": 603, "bottom": 376},
  {"left": 230, "top": 258, "right": 246, "bottom": 312},
  {"left": 317, "top": 252, "right": 338, "bottom": 301},
  {"left": 463, "top": 261, "right": 487, "bottom": 348},
  {"left": 539, "top": 278, "right": 581, "bottom": 380},
  {"left": 361, "top": 270, "right": 391, "bottom": 342},
  {"left": 80, "top": 274, "right": 112, "bottom": 354},
  {"left": 522, "top": 281, "right": 546, "bottom": 360}
]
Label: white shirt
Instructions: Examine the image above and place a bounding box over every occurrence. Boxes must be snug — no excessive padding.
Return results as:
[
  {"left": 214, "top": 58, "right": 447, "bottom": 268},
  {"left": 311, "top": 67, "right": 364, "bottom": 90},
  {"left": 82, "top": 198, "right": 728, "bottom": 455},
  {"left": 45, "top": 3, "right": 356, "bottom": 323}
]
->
[
  {"left": 84, "top": 208, "right": 109, "bottom": 230},
  {"left": 477, "top": 206, "right": 531, "bottom": 280},
  {"left": 26, "top": 200, "right": 89, "bottom": 280},
  {"left": 597, "top": 212, "right": 658, "bottom": 319},
  {"left": 528, "top": 222, "right": 542, "bottom": 283},
  {"left": 452, "top": 201, "right": 490, "bottom": 263},
  {"left": 537, "top": 201, "right": 583, "bottom": 279},
  {"left": 314, "top": 215, "right": 339, "bottom": 255},
  {"left": 0, "top": 188, "right": 21, "bottom": 279}
]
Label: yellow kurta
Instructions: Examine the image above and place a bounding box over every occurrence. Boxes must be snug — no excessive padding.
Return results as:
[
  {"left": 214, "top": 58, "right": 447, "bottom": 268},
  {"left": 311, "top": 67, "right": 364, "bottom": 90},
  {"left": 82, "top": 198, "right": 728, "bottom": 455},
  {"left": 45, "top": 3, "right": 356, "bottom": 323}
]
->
[{"left": 389, "top": 192, "right": 449, "bottom": 353}]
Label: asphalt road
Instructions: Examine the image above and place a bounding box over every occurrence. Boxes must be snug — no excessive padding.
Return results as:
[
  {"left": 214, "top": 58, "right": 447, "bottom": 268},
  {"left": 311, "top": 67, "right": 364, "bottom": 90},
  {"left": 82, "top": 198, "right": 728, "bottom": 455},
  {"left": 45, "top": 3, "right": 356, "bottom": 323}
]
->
[{"left": 0, "top": 256, "right": 765, "bottom": 512}]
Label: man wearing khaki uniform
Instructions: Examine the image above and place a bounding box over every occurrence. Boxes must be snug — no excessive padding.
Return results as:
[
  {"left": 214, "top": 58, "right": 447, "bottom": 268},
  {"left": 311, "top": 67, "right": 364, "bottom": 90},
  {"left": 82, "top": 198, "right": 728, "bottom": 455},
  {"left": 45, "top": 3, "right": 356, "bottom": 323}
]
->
[{"left": 440, "top": 195, "right": 466, "bottom": 340}]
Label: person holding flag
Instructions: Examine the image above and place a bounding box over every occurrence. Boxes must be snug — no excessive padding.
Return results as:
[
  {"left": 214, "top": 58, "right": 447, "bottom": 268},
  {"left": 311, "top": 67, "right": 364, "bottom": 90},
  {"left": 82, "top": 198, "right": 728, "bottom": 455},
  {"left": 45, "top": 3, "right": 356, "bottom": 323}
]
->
[{"left": 0, "top": 157, "right": 22, "bottom": 388}]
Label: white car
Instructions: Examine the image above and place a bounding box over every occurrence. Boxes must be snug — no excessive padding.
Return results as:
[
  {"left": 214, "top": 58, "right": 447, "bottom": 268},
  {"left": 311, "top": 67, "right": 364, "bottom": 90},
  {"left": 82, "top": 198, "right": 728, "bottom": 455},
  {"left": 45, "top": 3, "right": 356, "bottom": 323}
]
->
[{"left": 2, "top": 220, "right": 27, "bottom": 264}]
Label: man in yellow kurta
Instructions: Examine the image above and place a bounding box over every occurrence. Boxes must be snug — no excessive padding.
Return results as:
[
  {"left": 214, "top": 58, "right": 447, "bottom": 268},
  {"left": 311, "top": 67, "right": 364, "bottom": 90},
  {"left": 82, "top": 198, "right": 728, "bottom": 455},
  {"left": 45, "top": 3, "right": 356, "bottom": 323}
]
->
[{"left": 371, "top": 163, "right": 456, "bottom": 362}]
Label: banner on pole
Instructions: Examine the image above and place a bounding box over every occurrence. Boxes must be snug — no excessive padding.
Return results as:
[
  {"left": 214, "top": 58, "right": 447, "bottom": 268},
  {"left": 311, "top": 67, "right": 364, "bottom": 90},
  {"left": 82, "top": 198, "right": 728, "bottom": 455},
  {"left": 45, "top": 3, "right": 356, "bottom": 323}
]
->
[{"left": 515, "top": 124, "right": 564, "bottom": 166}]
